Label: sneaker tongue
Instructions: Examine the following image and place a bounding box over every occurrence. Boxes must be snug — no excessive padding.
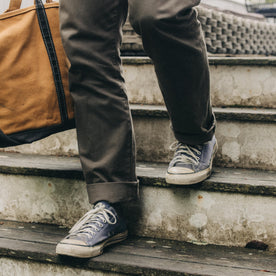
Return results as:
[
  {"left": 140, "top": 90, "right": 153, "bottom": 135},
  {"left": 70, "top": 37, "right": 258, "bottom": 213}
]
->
[{"left": 93, "top": 201, "right": 117, "bottom": 223}]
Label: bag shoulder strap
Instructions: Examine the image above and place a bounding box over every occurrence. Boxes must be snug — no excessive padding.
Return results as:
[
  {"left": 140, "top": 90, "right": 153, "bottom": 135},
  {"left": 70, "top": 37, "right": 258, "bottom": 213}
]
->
[
  {"left": 35, "top": 0, "right": 68, "bottom": 123},
  {"left": 7, "top": 0, "right": 53, "bottom": 12}
]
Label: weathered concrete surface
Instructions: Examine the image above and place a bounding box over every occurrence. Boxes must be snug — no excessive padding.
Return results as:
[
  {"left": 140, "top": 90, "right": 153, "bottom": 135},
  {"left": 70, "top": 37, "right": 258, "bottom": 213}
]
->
[
  {"left": 0, "top": 258, "right": 121, "bottom": 276},
  {"left": 0, "top": 152, "right": 275, "bottom": 197},
  {"left": 210, "top": 65, "right": 276, "bottom": 108},
  {"left": 216, "top": 121, "right": 276, "bottom": 170},
  {"left": 1, "top": 228, "right": 276, "bottom": 276},
  {"left": 1, "top": 113, "right": 276, "bottom": 170},
  {"left": 0, "top": 173, "right": 275, "bottom": 251},
  {"left": 0, "top": 174, "right": 90, "bottom": 226},
  {"left": 122, "top": 57, "right": 276, "bottom": 108},
  {"left": 125, "top": 186, "right": 276, "bottom": 251},
  {"left": 1, "top": 129, "right": 79, "bottom": 156},
  {"left": 133, "top": 117, "right": 276, "bottom": 170},
  {"left": 123, "top": 63, "right": 163, "bottom": 105}
]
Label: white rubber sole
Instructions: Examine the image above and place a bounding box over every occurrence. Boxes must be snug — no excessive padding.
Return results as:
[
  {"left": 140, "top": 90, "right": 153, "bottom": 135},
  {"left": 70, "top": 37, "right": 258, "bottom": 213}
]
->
[
  {"left": 165, "top": 142, "right": 218, "bottom": 185},
  {"left": 56, "top": 231, "right": 128, "bottom": 258}
]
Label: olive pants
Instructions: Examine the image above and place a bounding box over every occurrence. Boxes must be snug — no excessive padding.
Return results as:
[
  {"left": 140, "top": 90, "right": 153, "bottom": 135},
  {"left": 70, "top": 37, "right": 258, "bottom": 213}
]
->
[{"left": 59, "top": 0, "right": 216, "bottom": 204}]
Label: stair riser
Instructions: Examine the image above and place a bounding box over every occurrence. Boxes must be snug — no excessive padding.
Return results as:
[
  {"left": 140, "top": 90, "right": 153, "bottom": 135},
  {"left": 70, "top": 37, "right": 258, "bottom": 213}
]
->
[
  {"left": 1, "top": 117, "right": 275, "bottom": 170},
  {"left": 126, "top": 186, "right": 276, "bottom": 251},
  {"left": 123, "top": 59, "right": 276, "bottom": 108},
  {"left": 209, "top": 65, "right": 276, "bottom": 108},
  {"left": 129, "top": 184, "right": 276, "bottom": 250},
  {"left": 0, "top": 174, "right": 90, "bottom": 226},
  {"left": 0, "top": 173, "right": 275, "bottom": 251},
  {"left": 135, "top": 118, "right": 276, "bottom": 170},
  {"left": 0, "top": 258, "right": 121, "bottom": 276}
]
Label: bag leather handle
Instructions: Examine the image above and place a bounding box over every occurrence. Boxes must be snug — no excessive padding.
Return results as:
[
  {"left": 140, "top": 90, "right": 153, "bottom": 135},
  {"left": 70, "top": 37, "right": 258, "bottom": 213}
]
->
[{"left": 7, "top": 0, "right": 53, "bottom": 12}]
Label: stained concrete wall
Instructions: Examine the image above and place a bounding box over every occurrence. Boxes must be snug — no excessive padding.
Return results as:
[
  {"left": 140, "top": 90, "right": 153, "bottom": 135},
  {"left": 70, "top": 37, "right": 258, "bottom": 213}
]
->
[
  {"left": 0, "top": 258, "right": 121, "bottom": 276},
  {"left": 0, "top": 173, "right": 275, "bottom": 250},
  {"left": 1, "top": 115, "right": 275, "bottom": 170},
  {"left": 127, "top": 186, "right": 276, "bottom": 250},
  {"left": 122, "top": 59, "right": 276, "bottom": 108}
]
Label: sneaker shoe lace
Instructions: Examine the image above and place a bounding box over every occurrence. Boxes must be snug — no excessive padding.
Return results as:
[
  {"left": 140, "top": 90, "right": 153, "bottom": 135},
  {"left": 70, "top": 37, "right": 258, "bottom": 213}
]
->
[
  {"left": 68, "top": 203, "right": 117, "bottom": 239},
  {"left": 170, "top": 142, "right": 202, "bottom": 166}
]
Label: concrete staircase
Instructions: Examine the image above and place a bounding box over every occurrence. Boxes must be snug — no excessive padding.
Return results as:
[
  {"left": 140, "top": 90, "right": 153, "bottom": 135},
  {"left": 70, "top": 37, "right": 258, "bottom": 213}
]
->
[{"left": 0, "top": 56, "right": 276, "bottom": 275}]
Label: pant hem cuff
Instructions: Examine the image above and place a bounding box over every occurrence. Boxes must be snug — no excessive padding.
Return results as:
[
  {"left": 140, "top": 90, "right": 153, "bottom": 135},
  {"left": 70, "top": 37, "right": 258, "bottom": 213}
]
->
[{"left": 87, "top": 181, "right": 139, "bottom": 204}]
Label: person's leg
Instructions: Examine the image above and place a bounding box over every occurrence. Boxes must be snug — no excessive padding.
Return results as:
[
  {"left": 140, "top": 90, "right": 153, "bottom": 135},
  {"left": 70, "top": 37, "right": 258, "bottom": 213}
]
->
[
  {"left": 59, "top": 0, "right": 138, "bottom": 204},
  {"left": 129, "top": 0, "right": 217, "bottom": 184},
  {"left": 56, "top": 0, "right": 137, "bottom": 258}
]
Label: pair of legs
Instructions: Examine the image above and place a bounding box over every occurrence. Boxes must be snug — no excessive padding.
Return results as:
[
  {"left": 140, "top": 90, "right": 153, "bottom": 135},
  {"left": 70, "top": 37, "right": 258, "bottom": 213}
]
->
[{"left": 56, "top": 0, "right": 216, "bottom": 258}]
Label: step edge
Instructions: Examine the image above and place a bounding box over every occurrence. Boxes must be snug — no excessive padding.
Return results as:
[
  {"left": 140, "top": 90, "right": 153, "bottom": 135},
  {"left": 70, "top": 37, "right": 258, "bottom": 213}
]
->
[
  {"left": 0, "top": 239, "right": 188, "bottom": 276},
  {"left": 131, "top": 105, "right": 276, "bottom": 123},
  {"left": 0, "top": 221, "right": 276, "bottom": 276},
  {"left": 0, "top": 153, "right": 275, "bottom": 197},
  {"left": 122, "top": 56, "right": 276, "bottom": 66},
  {"left": 0, "top": 237, "right": 273, "bottom": 276}
]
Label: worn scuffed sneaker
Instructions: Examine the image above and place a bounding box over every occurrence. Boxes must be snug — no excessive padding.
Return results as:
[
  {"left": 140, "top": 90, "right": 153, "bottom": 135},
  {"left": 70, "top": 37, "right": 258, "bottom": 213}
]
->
[
  {"left": 56, "top": 201, "right": 127, "bottom": 258},
  {"left": 166, "top": 136, "right": 218, "bottom": 185}
]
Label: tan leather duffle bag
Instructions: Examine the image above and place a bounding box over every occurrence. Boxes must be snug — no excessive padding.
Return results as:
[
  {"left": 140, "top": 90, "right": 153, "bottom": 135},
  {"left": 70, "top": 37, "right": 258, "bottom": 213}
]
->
[{"left": 0, "top": 0, "right": 74, "bottom": 147}]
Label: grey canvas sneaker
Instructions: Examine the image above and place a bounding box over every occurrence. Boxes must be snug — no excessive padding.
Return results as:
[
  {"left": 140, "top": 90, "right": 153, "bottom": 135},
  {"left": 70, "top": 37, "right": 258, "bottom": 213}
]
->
[
  {"left": 56, "top": 201, "right": 127, "bottom": 258},
  {"left": 166, "top": 136, "right": 218, "bottom": 185}
]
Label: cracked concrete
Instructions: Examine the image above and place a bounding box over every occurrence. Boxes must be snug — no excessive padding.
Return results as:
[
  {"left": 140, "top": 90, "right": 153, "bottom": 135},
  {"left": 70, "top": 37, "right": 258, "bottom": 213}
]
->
[
  {"left": 123, "top": 60, "right": 276, "bottom": 108},
  {"left": 0, "top": 173, "right": 275, "bottom": 251},
  {"left": 1, "top": 117, "right": 276, "bottom": 170}
]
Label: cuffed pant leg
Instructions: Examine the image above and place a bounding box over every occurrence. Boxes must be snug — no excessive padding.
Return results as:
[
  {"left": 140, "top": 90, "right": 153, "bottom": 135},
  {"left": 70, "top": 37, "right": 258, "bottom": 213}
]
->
[
  {"left": 129, "top": 0, "right": 216, "bottom": 145},
  {"left": 59, "top": 0, "right": 138, "bottom": 204}
]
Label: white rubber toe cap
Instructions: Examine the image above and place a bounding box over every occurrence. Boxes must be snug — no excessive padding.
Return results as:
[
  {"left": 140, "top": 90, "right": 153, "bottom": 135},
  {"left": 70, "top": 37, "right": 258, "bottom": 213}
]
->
[{"left": 167, "top": 167, "right": 194, "bottom": 174}]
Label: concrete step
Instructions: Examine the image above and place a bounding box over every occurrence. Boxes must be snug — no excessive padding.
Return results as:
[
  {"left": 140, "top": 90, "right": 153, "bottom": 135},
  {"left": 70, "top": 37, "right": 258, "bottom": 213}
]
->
[
  {"left": 2, "top": 105, "right": 276, "bottom": 170},
  {"left": 0, "top": 220, "right": 276, "bottom": 276},
  {"left": 133, "top": 105, "right": 276, "bottom": 170},
  {"left": 123, "top": 57, "right": 276, "bottom": 108},
  {"left": 0, "top": 153, "right": 275, "bottom": 251}
]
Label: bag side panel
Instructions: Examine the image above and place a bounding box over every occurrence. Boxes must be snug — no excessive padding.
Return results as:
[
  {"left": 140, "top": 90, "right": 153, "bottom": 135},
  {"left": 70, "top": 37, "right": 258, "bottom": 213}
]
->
[{"left": 0, "top": 5, "right": 62, "bottom": 135}]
